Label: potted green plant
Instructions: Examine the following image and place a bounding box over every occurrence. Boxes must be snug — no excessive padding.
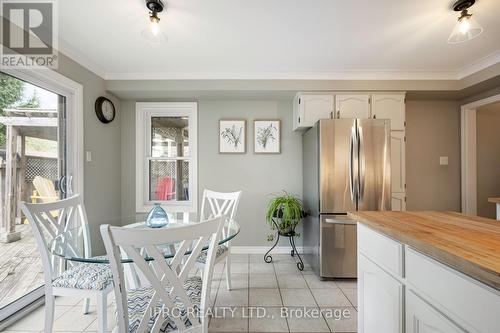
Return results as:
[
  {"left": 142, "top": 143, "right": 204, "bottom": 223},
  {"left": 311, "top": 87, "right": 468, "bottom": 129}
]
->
[{"left": 266, "top": 192, "right": 304, "bottom": 240}]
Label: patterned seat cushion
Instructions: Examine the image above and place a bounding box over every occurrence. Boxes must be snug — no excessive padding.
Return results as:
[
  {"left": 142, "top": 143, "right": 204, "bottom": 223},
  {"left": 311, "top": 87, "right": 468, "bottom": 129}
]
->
[
  {"left": 52, "top": 263, "right": 113, "bottom": 290},
  {"left": 196, "top": 245, "right": 228, "bottom": 264},
  {"left": 127, "top": 276, "right": 202, "bottom": 333}
]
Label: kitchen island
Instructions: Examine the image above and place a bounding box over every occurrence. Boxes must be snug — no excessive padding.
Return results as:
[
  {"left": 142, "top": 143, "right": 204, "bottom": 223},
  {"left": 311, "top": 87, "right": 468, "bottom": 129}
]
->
[{"left": 348, "top": 211, "right": 500, "bottom": 333}]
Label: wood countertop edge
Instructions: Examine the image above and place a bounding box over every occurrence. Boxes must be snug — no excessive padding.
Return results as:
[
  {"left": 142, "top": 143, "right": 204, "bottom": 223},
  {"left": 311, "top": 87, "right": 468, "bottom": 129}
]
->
[
  {"left": 348, "top": 212, "right": 500, "bottom": 291},
  {"left": 488, "top": 197, "right": 500, "bottom": 203}
]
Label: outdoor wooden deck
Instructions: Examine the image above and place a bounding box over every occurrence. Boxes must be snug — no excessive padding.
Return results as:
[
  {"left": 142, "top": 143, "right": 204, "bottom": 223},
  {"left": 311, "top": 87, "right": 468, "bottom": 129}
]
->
[{"left": 0, "top": 224, "right": 43, "bottom": 309}]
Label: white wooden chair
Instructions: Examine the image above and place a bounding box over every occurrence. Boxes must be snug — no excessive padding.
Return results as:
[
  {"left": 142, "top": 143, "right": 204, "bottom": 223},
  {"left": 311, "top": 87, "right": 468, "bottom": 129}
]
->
[
  {"left": 21, "top": 195, "right": 113, "bottom": 333},
  {"left": 100, "top": 215, "right": 224, "bottom": 333},
  {"left": 196, "top": 190, "right": 241, "bottom": 291}
]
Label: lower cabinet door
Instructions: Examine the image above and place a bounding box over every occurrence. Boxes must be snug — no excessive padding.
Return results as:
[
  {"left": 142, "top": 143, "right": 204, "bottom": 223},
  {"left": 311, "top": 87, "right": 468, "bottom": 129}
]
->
[
  {"left": 358, "top": 254, "right": 403, "bottom": 333},
  {"left": 391, "top": 192, "right": 406, "bottom": 211},
  {"left": 406, "top": 291, "right": 466, "bottom": 333}
]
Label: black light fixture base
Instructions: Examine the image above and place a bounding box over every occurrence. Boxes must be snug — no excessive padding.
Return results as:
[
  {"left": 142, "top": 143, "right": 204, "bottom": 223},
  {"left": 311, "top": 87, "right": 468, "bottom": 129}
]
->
[
  {"left": 146, "top": 0, "right": 164, "bottom": 13},
  {"left": 453, "top": 0, "right": 475, "bottom": 12}
]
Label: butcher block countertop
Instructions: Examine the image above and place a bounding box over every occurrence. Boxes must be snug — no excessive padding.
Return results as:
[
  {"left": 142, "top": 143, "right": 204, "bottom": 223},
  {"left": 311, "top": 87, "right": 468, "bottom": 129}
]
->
[
  {"left": 488, "top": 197, "right": 500, "bottom": 203},
  {"left": 348, "top": 211, "right": 500, "bottom": 290}
]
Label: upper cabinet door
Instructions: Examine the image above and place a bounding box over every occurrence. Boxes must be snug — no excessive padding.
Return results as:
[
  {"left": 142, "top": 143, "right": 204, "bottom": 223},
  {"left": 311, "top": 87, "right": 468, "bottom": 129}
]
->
[
  {"left": 371, "top": 94, "right": 405, "bottom": 131},
  {"left": 335, "top": 94, "right": 371, "bottom": 119},
  {"left": 301, "top": 94, "right": 334, "bottom": 127},
  {"left": 293, "top": 94, "right": 334, "bottom": 131}
]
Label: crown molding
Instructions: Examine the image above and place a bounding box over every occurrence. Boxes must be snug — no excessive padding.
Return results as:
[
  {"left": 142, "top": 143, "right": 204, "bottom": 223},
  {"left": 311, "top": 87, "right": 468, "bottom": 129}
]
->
[
  {"left": 457, "top": 50, "right": 500, "bottom": 79},
  {"left": 104, "top": 70, "right": 459, "bottom": 81},
  {"left": 57, "top": 37, "right": 500, "bottom": 83}
]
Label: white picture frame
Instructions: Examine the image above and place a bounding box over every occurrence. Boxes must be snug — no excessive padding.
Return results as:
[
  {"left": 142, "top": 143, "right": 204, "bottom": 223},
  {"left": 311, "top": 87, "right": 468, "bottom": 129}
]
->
[
  {"left": 254, "top": 119, "right": 280, "bottom": 154},
  {"left": 219, "top": 119, "right": 246, "bottom": 154}
]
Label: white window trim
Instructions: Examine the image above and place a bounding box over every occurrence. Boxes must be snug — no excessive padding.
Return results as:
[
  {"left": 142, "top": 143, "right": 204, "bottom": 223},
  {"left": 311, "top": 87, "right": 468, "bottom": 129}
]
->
[
  {"left": 0, "top": 68, "right": 84, "bottom": 195},
  {"left": 0, "top": 67, "right": 83, "bottom": 321},
  {"left": 136, "top": 102, "right": 198, "bottom": 213}
]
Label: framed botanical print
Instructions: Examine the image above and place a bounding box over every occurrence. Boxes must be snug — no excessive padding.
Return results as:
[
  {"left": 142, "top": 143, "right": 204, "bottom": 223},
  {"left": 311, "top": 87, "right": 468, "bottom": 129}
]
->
[
  {"left": 254, "top": 119, "right": 280, "bottom": 154},
  {"left": 219, "top": 119, "right": 246, "bottom": 153}
]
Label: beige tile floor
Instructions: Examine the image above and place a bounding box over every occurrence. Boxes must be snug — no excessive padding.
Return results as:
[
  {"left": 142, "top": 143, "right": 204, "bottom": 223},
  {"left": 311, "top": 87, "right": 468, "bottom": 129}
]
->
[{"left": 3, "top": 254, "right": 357, "bottom": 333}]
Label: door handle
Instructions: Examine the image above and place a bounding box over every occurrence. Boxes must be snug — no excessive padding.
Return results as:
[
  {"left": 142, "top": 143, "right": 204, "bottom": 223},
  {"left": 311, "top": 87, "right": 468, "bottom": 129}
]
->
[
  {"left": 358, "top": 125, "right": 365, "bottom": 202},
  {"left": 349, "top": 126, "right": 357, "bottom": 203}
]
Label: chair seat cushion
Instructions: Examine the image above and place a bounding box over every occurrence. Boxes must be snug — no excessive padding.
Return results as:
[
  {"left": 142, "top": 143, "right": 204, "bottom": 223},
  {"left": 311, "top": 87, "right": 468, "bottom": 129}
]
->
[
  {"left": 52, "top": 263, "right": 113, "bottom": 290},
  {"left": 127, "top": 276, "right": 202, "bottom": 333},
  {"left": 196, "top": 245, "right": 228, "bottom": 264}
]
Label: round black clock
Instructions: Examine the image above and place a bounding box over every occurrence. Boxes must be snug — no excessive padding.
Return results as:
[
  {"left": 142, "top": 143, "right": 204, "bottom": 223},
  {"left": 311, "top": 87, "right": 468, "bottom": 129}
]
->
[{"left": 95, "top": 96, "right": 115, "bottom": 123}]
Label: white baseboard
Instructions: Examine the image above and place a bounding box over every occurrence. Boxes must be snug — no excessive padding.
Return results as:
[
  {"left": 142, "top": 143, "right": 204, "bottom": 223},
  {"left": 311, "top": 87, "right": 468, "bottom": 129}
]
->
[{"left": 231, "top": 246, "right": 304, "bottom": 254}]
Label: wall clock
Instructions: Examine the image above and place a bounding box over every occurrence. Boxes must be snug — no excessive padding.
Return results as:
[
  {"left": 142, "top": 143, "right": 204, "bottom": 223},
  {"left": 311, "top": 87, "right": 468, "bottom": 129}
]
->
[{"left": 95, "top": 96, "right": 116, "bottom": 124}]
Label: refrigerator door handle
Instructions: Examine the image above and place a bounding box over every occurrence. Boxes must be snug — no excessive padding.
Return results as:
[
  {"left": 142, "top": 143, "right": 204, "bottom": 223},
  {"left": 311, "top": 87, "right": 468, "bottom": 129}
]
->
[
  {"left": 325, "top": 219, "right": 357, "bottom": 225},
  {"left": 349, "top": 125, "right": 356, "bottom": 203},
  {"left": 358, "top": 124, "right": 365, "bottom": 202}
]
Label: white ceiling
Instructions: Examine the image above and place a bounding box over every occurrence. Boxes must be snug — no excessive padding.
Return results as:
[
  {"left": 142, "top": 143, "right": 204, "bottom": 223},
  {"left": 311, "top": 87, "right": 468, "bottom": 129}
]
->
[{"left": 58, "top": 0, "right": 500, "bottom": 80}]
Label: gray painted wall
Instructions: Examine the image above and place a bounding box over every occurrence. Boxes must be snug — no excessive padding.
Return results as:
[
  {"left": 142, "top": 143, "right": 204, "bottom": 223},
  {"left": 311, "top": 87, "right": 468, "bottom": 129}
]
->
[
  {"left": 120, "top": 98, "right": 469, "bottom": 245},
  {"left": 120, "top": 100, "right": 303, "bottom": 246},
  {"left": 56, "top": 53, "right": 122, "bottom": 253},
  {"left": 405, "top": 100, "right": 462, "bottom": 211}
]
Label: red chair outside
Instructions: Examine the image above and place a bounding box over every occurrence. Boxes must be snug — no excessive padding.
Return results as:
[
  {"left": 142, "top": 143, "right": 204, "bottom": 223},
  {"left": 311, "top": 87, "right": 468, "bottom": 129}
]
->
[{"left": 155, "top": 176, "right": 176, "bottom": 200}]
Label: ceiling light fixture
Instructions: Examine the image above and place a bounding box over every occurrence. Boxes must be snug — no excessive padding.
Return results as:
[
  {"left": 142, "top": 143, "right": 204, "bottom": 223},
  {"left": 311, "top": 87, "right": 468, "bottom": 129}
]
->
[
  {"left": 448, "top": 0, "right": 483, "bottom": 44},
  {"left": 141, "top": 0, "right": 167, "bottom": 44}
]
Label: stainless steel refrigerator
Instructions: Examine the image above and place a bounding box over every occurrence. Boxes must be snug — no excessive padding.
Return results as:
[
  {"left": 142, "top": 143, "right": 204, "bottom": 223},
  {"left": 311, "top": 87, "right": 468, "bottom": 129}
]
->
[{"left": 302, "top": 118, "right": 391, "bottom": 278}]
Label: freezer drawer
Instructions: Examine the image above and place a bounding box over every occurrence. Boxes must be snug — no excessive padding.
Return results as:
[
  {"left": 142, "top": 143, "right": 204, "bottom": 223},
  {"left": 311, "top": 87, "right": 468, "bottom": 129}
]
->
[{"left": 320, "top": 215, "right": 357, "bottom": 278}]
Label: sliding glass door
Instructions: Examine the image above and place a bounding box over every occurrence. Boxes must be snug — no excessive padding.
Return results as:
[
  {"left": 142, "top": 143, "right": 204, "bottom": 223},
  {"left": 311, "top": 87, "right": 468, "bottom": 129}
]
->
[{"left": 0, "top": 72, "right": 68, "bottom": 321}]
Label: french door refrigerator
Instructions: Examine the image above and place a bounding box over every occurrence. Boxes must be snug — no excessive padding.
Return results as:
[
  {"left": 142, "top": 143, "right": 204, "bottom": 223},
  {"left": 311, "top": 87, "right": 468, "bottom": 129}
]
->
[{"left": 302, "top": 118, "right": 391, "bottom": 278}]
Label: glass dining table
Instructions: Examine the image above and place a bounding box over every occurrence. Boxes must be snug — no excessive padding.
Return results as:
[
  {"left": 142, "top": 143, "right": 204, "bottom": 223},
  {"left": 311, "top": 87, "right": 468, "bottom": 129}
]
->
[{"left": 49, "top": 212, "right": 240, "bottom": 264}]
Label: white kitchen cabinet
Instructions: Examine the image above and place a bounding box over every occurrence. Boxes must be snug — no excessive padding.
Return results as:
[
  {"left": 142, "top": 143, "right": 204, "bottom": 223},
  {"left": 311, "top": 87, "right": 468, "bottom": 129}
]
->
[
  {"left": 358, "top": 254, "right": 403, "bottom": 333},
  {"left": 406, "top": 248, "right": 500, "bottom": 333},
  {"left": 335, "top": 94, "right": 371, "bottom": 119},
  {"left": 371, "top": 94, "right": 406, "bottom": 130},
  {"left": 357, "top": 225, "right": 500, "bottom": 333},
  {"left": 391, "top": 192, "right": 406, "bottom": 211},
  {"left": 293, "top": 93, "right": 333, "bottom": 130},
  {"left": 406, "top": 291, "right": 466, "bottom": 333},
  {"left": 390, "top": 131, "right": 406, "bottom": 194}
]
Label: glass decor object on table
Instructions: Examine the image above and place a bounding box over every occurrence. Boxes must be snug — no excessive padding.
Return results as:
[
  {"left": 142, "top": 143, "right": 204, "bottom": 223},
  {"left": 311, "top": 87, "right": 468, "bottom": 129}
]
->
[{"left": 146, "top": 203, "right": 169, "bottom": 228}]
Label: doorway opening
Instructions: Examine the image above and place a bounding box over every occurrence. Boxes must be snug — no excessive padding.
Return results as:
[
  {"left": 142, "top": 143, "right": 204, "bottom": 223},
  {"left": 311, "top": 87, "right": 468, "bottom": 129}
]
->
[{"left": 461, "top": 93, "right": 500, "bottom": 217}]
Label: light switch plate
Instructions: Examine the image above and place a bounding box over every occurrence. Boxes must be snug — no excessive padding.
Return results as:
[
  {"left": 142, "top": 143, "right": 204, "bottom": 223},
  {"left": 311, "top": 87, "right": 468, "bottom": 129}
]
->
[{"left": 439, "top": 156, "right": 448, "bottom": 165}]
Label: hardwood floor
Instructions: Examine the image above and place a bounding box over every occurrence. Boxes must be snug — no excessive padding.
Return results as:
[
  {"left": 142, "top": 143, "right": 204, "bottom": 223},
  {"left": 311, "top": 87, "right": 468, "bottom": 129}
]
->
[{"left": 0, "top": 225, "right": 44, "bottom": 309}]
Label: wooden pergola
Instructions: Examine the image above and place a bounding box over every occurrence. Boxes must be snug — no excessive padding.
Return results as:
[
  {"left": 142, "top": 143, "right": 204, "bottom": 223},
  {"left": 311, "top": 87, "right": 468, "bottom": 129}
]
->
[{"left": 0, "top": 108, "right": 58, "bottom": 243}]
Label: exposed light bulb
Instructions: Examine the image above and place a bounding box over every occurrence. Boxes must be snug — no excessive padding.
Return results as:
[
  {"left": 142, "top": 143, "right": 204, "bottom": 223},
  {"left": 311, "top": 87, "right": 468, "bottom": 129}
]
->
[
  {"left": 458, "top": 15, "right": 471, "bottom": 34},
  {"left": 141, "top": 11, "right": 167, "bottom": 44},
  {"left": 150, "top": 13, "right": 160, "bottom": 36}
]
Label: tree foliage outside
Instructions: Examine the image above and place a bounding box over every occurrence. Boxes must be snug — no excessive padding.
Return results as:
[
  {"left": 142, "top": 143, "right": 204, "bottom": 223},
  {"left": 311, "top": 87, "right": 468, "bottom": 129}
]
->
[
  {"left": 0, "top": 72, "right": 41, "bottom": 148},
  {"left": 0, "top": 73, "right": 23, "bottom": 109}
]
